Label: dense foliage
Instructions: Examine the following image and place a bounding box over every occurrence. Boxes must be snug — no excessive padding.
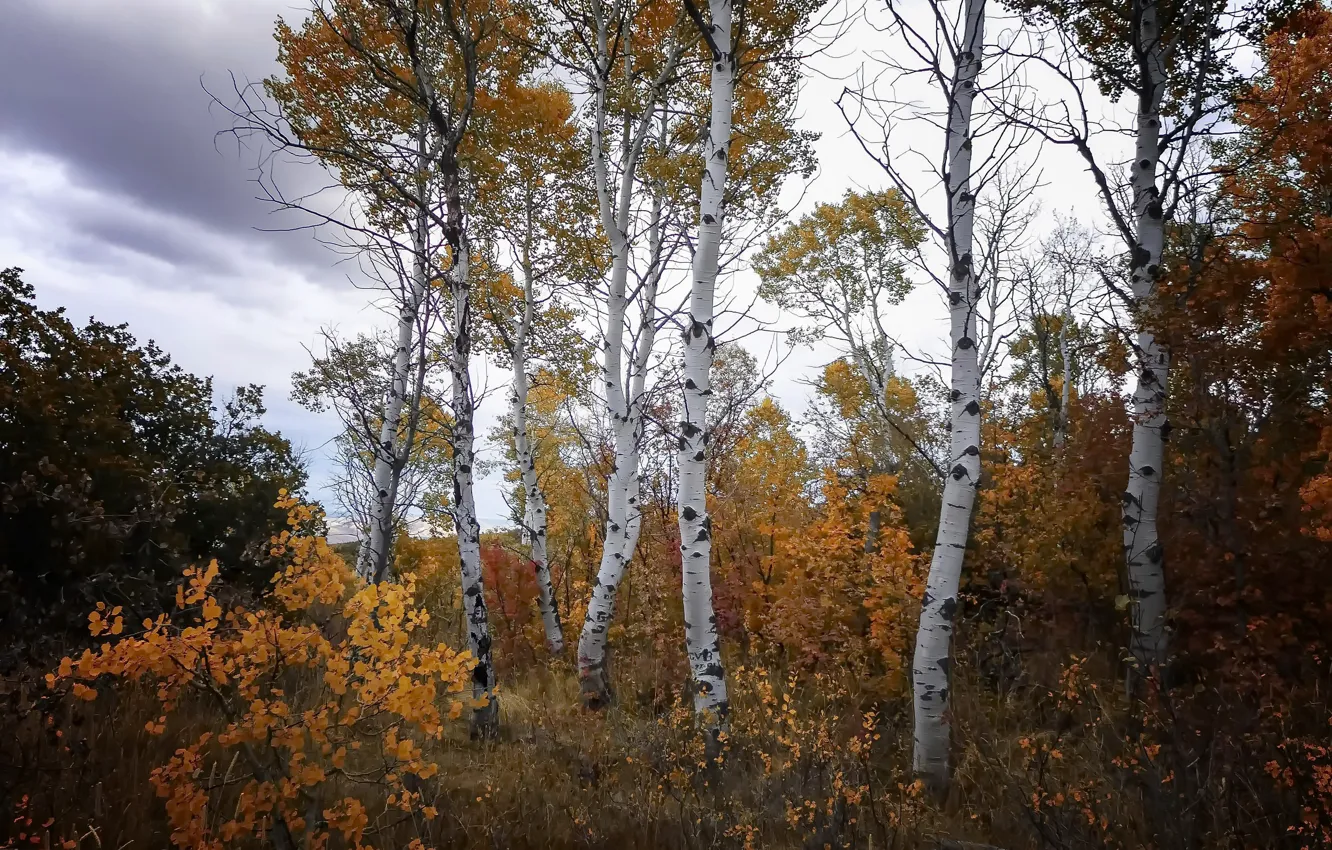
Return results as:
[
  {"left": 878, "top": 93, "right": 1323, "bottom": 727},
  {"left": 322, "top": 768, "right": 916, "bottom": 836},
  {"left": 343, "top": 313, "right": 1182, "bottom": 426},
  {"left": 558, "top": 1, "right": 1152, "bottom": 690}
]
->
[{"left": 0, "top": 268, "right": 307, "bottom": 656}]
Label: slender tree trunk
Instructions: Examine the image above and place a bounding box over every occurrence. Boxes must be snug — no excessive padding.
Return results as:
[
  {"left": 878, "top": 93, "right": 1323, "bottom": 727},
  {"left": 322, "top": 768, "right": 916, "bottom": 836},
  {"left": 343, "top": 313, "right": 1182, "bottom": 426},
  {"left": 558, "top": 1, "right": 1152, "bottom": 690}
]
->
[
  {"left": 513, "top": 269, "right": 564, "bottom": 655},
  {"left": 577, "top": 227, "right": 636, "bottom": 706},
  {"left": 442, "top": 159, "right": 497, "bottom": 734},
  {"left": 1122, "top": 0, "right": 1170, "bottom": 672},
  {"left": 358, "top": 125, "right": 431, "bottom": 584},
  {"left": 1056, "top": 306, "right": 1071, "bottom": 450},
  {"left": 911, "top": 0, "right": 985, "bottom": 795},
  {"left": 577, "top": 228, "right": 661, "bottom": 705},
  {"left": 678, "top": 0, "right": 735, "bottom": 740},
  {"left": 576, "top": 23, "right": 672, "bottom": 704}
]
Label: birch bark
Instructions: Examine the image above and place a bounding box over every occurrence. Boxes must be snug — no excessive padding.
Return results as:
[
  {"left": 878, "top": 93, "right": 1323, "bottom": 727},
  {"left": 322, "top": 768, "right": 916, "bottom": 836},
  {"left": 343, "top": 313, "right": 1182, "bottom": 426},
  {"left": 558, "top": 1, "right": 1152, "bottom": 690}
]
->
[
  {"left": 512, "top": 263, "right": 564, "bottom": 655},
  {"left": 575, "top": 10, "right": 677, "bottom": 706},
  {"left": 678, "top": 0, "right": 735, "bottom": 734},
  {"left": 1121, "top": 0, "right": 1170, "bottom": 670},
  {"left": 911, "top": 0, "right": 985, "bottom": 794},
  {"left": 357, "top": 125, "right": 432, "bottom": 584},
  {"left": 448, "top": 240, "right": 497, "bottom": 737}
]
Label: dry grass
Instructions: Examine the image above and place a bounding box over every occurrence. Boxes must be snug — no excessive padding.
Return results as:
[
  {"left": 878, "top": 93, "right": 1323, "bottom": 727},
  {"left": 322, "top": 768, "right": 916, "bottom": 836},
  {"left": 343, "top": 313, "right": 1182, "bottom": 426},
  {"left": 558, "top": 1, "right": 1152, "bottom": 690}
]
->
[{"left": 0, "top": 621, "right": 1320, "bottom": 850}]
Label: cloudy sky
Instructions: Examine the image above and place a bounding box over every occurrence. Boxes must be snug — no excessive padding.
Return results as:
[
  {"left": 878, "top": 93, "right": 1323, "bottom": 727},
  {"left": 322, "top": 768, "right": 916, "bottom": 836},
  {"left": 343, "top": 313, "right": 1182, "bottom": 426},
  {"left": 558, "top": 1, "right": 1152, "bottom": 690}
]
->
[{"left": 0, "top": 0, "right": 1116, "bottom": 532}]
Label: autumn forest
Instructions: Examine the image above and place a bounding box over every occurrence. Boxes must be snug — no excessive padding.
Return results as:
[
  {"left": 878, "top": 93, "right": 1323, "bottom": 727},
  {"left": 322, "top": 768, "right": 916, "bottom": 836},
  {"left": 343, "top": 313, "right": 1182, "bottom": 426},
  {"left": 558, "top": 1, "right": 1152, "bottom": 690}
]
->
[{"left": 2, "top": 0, "right": 1331, "bottom": 847}]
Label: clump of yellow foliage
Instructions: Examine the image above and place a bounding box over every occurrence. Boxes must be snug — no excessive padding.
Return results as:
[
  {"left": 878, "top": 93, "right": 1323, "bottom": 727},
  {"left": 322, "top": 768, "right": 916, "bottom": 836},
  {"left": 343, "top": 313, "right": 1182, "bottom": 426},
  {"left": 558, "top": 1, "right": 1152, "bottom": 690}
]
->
[{"left": 47, "top": 495, "right": 475, "bottom": 850}]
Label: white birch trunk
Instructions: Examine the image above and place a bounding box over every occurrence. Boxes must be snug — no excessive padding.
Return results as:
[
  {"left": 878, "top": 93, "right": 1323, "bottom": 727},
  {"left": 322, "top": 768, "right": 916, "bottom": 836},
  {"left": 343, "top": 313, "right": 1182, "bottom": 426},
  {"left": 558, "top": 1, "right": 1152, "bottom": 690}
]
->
[
  {"left": 1122, "top": 0, "right": 1170, "bottom": 670},
  {"left": 512, "top": 268, "right": 564, "bottom": 655},
  {"left": 448, "top": 242, "right": 497, "bottom": 737},
  {"left": 357, "top": 127, "right": 431, "bottom": 584},
  {"left": 576, "top": 227, "right": 661, "bottom": 705},
  {"left": 575, "top": 146, "right": 637, "bottom": 704},
  {"left": 678, "top": 0, "right": 735, "bottom": 735},
  {"left": 911, "top": 0, "right": 985, "bottom": 795},
  {"left": 575, "top": 15, "right": 674, "bottom": 706}
]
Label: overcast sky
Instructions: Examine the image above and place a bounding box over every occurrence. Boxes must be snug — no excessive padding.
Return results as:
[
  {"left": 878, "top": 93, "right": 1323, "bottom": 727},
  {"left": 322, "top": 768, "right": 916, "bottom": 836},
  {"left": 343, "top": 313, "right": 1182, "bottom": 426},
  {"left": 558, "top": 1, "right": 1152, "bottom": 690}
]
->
[{"left": 1, "top": 0, "right": 1118, "bottom": 533}]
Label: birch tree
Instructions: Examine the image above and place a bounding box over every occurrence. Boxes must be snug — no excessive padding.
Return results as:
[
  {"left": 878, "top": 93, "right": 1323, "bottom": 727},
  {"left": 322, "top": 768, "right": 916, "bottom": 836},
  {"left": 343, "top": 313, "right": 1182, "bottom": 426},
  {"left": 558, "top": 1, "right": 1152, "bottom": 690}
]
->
[
  {"left": 838, "top": 0, "right": 1039, "bottom": 792},
  {"left": 673, "top": 0, "right": 827, "bottom": 734},
  {"left": 242, "top": 0, "right": 519, "bottom": 737},
  {"left": 358, "top": 143, "right": 434, "bottom": 582},
  {"left": 676, "top": 0, "right": 738, "bottom": 735},
  {"left": 545, "top": 0, "right": 691, "bottom": 708},
  {"left": 261, "top": 14, "right": 453, "bottom": 584},
  {"left": 1002, "top": 0, "right": 1238, "bottom": 672},
  {"left": 910, "top": 0, "right": 984, "bottom": 791}
]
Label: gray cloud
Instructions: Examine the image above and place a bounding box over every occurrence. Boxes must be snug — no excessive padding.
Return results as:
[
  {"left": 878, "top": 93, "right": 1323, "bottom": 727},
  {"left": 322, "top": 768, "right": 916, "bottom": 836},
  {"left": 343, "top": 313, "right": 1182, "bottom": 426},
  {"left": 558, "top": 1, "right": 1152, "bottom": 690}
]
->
[{"left": 0, "top": 0, "right": 346, "bottom": 292}]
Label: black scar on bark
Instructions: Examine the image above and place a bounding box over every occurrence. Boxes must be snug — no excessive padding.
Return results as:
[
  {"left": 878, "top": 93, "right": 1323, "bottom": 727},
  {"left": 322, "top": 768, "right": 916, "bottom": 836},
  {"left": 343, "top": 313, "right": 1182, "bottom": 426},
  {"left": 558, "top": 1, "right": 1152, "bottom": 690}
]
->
[
  {"left": 609, "top": 523, "right": 620, "bottom": 533},
  {"left": 952, "top": 253, "right": 973, "bottom": 280},
  {"left": 693, "top": 451, "right": 705, "bottom": 462},
  {"left": 465, "top": 584, "right": 481, "bottom": 597},
  {"left": 703, "top": 214, "right": 716, "bottom": 224},
  {"left": 941, "top": 597, "right": 958, "bottom": 620},
  {"left": 685, "top": 378, "right": 697, "bottom": 389},
  {"left": 1160, "top": 420, "right": 1173, "bottom": 441},
  {"left": 963, "top": 445, "right": 980, "bottom": 457},
  {"left": 696, "top": 527, "right": 710, "bottom": 541},
  {"left": 957, "top": 336, "right": 975, "bottom": 350},
  {"left": 923, "top": 591, "right": 934, "bottom": 608},
  {"left": 678, "top": 437, "right": 688, "bottom": 450},
  {"left": 682, "top": 506, "right": 698, "bottom": 521},
  {"left": 951, "top": 389, "right": 962, "bottom": 401},
  {"left": 1139, "top": 158, "right": 1152, "bottom": 170},
  {"left": 1132, "top": 246, "right": 1152, "bottom": 270},
  {"left": 1147, "top": 202, "right": 1163, "bottom": 220},
  {"left": 378, "top": 489, "right": 389, "bottom": 499},
  {"left": 948, "top": 291, "right": 963, "bottom": 306},
  {"left": 938, "top": 656, "right": 951, "bottom": 677},
  {"left": 1140, "top": 465, "right": 1155, "bottom": 477},
  {"left": 964, "top": 400, "right": 981, "bottom": 416},
  {"left": 1144, "top": 541, "right": 1164, "bottom": 563},
  {"left": 951, "top": 464, "right": 968, "bottom": 480},
  {"left": 702, "top": 662, "right": 725, "bottom": 682},
  {"left": 472, "top": 662, "right": 489, "bottom": 687},
  {"left": 458, "top": 464, "right": 471, "bottom": 474},
  {"left": 937, "top": 687, "right": 949, "bottom": 703}
]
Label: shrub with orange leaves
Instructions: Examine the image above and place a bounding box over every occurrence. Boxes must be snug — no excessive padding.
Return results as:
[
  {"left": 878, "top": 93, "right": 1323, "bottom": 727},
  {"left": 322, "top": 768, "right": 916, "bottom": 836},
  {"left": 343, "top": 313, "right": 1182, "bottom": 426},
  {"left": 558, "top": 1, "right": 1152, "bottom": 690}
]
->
[
  {"left": 46, "top": 496, "right": 475, "bottom": 850},
  {"left": 750, "top": 471, "right": 921, "bottom": 693}
]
